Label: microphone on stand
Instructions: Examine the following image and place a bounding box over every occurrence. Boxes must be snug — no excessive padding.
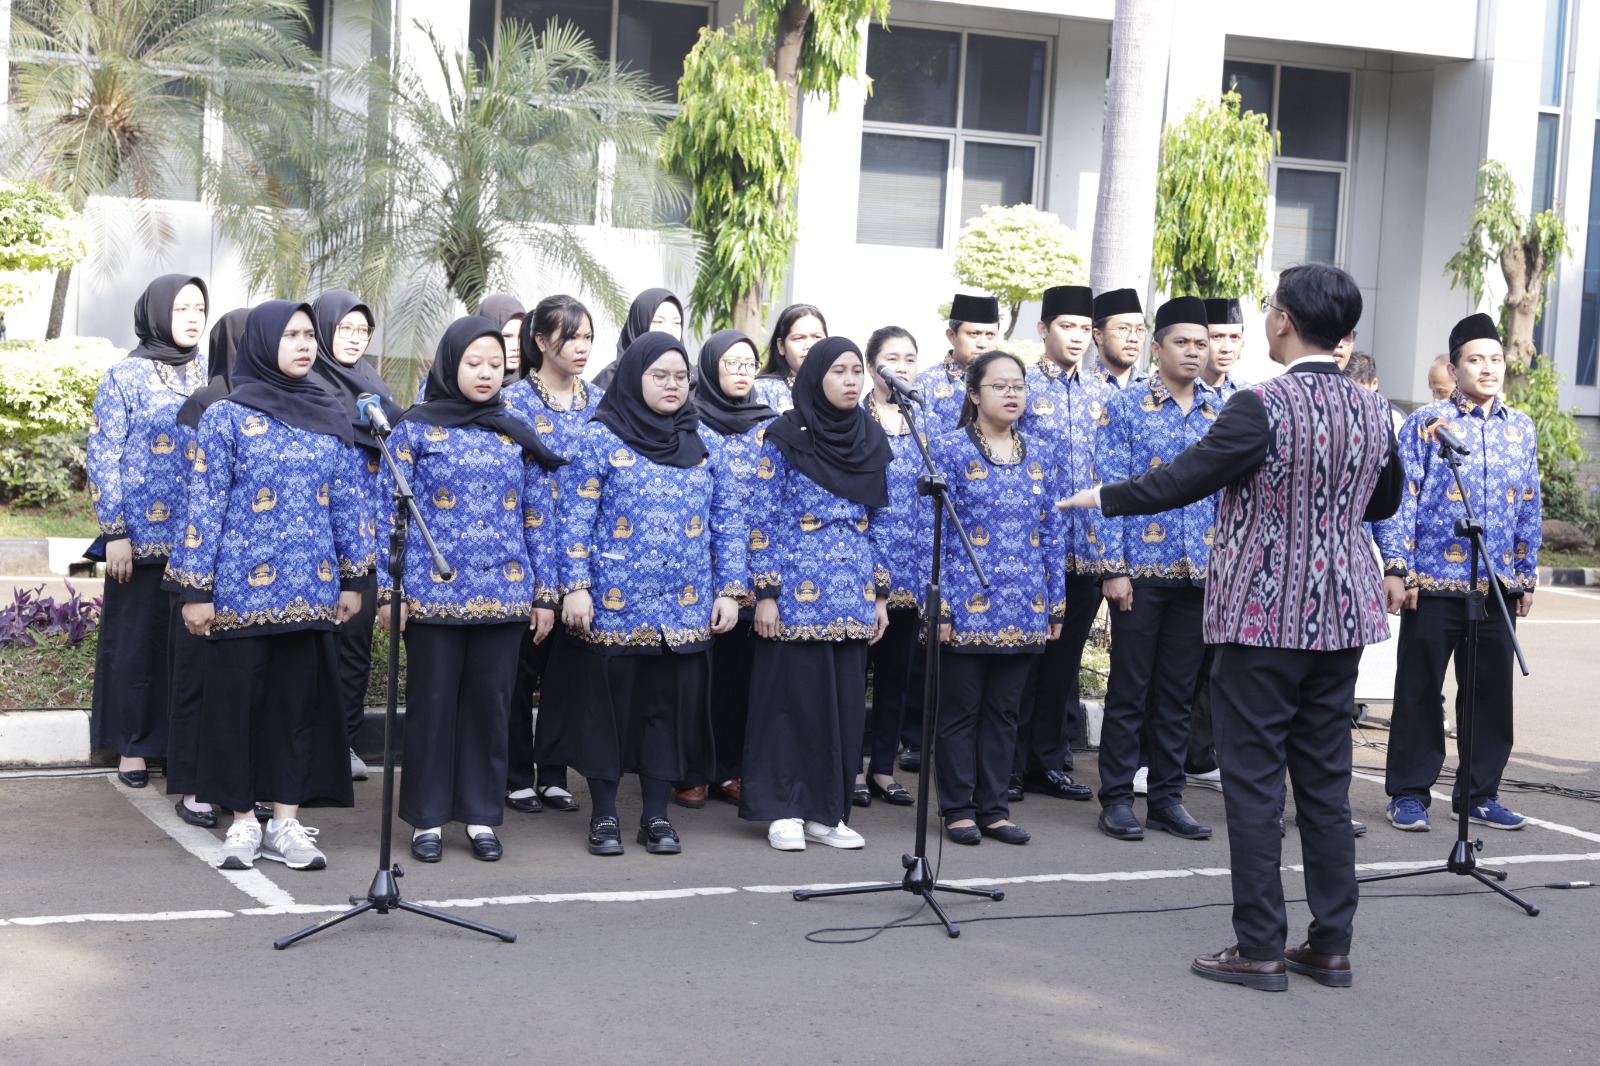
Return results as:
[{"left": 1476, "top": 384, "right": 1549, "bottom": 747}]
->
[
  {"left": 878, "top": 367, "right": 925, "bottom": 408},
  {"left": 356, "top": 393, "right": 392, "bottom": 435},
  {"left": 1424, "top": 416, "right": 1470, "bottom": 455}
]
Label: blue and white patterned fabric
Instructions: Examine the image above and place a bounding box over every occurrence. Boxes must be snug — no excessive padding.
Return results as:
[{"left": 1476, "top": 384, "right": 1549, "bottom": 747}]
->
[
  {"left": 501, "top": 374, "right": 604, "bottom": 460},
  {"left": 698, "top": 419, "right": 774, "bottom": 610},
  {"left": 1019, "top": 360, "right": 1114, "bottom": 575},
  {"left": 87, "top": 357, "right": 207, "bottom": 561},
  {"left": 557, "top": 423, "right": 748, "bottom": 652},
  {"left": 1195, "top": 372, "right": 1249, "bottom": 406},
  {"left": 172, "top": 401, "right": 375, "bottom": 635},
  {"left": 864, "top": 396, "right": 932, "bottom": 610},
  {"left": 923, "top": 354, "right": 969, "bottom": 436},
  {"left": 1375, "top": 390, "right": 1541, "bottom": 594},
  {"left": 752, "top": 374, "right": 795, "bottom": 414},
  {"left": 746, "top": 437, "right": 891, "bottom": 641},
  {"left": 1089, "top": 357, "right": 1148, "bottom": 391},
  {"left": 927, "top": 427, "right": 1066, "bottom": 652},
  {"left": 374, "top": 420, "right": 559, "bottom": 622},
  {"left": 1090, "top": 373, "right": 1219, "bottom": 586}
]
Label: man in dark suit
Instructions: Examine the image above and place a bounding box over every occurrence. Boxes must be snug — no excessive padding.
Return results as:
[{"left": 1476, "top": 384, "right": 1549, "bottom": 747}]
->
[{"left": 1059, "top": 264, "right": 1402, "bottom": 991}]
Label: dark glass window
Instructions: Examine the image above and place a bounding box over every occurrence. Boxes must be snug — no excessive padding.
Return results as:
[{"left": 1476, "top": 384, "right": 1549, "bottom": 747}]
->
[
  {"left": 293, "top": 0, "right": 328, "bottom": 57},
  {"left": 1272, "top": 169, "right": 1340, "bottom": 268},
  {"left": 1533, "top": 112, "right": 1561, "bottom": 213},
  {"left": 1575, "top": 121, "right": 1600, "bottom": 386},
  {"left": 1277, "top": 67, "right": 1350, "bottom": 161},
  {"left": 469, "top": 0, "right": 497, "bottom": 71},
  {"left": 857, "top": 134, "right": 949, "bottom": 248},
  {"left": 962, "top": 34, "right": 1045, "bottom": 135},
  {"left": 1221, "top": 60, "right": 1273, "bottom": 118},
  {"left": 960, "top": 142, "right": 1034, "bottom": 225},
  {"left": 1542, "top": 0, "right": 1568, "bottom": 108},
  {"left": 863, "top": 24, "right": 960, "bottom": 128},
  {"left": 616, "top": 0, "right": 708, "bottom": 94},
  {"left": 501, "top": 0, "right": 612, "bottom": 54}
]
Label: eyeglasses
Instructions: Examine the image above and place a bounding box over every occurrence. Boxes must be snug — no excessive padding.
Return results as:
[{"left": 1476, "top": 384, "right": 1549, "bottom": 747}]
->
[
  {"left": 1260, "top": 297, "right": 1290, "bottom": 317},
  {"left": 978, "top": 383, "right": 1027, "bottom": 397},
  {"left": 335, "top": 325, "right": 371, "bottom": 340},
  {"left": 646, "top": 370, "right": 690, "bottom": 387},
  {"left": 1103, "top": 324, "right": 1147, "bottom": 339},
  {"left": 723, "top": 360, "right": 759, "bottom": 374}
]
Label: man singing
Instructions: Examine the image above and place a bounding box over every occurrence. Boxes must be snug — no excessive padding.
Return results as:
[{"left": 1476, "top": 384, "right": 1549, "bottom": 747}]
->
[{"left": 1061, "top": 264, "right": 1401, "bottom": 991}]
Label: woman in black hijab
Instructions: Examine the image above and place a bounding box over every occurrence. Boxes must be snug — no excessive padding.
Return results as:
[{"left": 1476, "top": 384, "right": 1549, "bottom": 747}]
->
[
  {"left": 739, "top": 337, "right": 894, "bottom": 852},
  {"left": 475, "top": 292, "right": 527, "bottom": 383},
  {"left": 541, "top": 332, "right": 745, "bottom": 857},
  {"left": 88, "top": 273, "right": 209, "bottom": 791},
  {"left": 590, "top": 287, "right": 684, "bottom": 390}
]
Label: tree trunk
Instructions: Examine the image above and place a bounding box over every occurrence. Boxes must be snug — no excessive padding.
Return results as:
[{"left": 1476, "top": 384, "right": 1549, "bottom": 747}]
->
[
  {"left": 732, "top": 286, "right": 766, "bottom": 337},
  {"left": 1500, "top": 236, "right": 1543, "bottom": 367},
  {"left": 741, "top": 1, "right": 811, "bottom": 338},
  {"left": 1091, "top": 0, "right": 1174, "bottom": 301},
  {"left": 46, "top": 266, "right": 72, "bottom": 340}
]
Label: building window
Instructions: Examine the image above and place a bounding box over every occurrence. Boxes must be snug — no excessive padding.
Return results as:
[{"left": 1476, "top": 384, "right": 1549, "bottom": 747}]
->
[
  {"left": 1223, "top": 60, "right": 1352, "bottom": 270},
  {"left": 1577, "top": 124, "right": 1600, "bottom": 387},
  {"left": 858, "top": 23, "right": 1049, "bottom": 249},
  {"left": 293, "top": 0, "right": 328, "bottom": 58},
  {"left": 469, "top": 0, "right": 708, "bottom": 95},
  {"left": 1542, "top": 0, "right": 1568, "bottom": 108}
]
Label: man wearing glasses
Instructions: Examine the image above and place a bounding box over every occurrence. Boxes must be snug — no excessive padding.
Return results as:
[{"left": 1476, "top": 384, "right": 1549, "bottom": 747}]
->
[{"left": 1089, "top": 288, "right": 1151, "bottom": 389}]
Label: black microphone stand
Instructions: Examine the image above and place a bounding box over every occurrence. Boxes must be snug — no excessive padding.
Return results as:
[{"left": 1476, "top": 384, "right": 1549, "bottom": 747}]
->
[
  {"left": 794, "top": 390, "right": 1003, "bottom": 938},
  {"left": 276, "top": 417, "right": 517, "bottom": 948},
  {"left": 1356, "top": 434, "right": 1536, "bottom": 916}
]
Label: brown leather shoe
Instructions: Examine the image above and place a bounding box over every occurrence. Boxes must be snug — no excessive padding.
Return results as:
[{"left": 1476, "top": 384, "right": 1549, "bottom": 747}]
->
[
  {"left": 1284, "top": 942, "right": 1352, "bottom": 987},
  {"left": 673, "top": 785, "right": 708, "bottom": 809},
  {"left": 1190, "top": 946, "right": 1288, "bottom": 991},
  {"left": 709, "top": 779, "right": 742, "bottom": 804}
]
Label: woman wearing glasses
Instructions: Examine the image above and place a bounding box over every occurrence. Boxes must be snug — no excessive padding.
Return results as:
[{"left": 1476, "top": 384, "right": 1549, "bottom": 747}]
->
[
  {"left": 547, "top": 332, "right": 746, "bottom": 856},
  {"left": 927, "top": 351, "right": 1066, "bottom": 846}
]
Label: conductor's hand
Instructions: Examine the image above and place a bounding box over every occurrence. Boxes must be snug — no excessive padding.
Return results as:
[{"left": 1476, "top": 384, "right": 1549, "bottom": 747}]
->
[
  {"left": 563, "top": 588, "right": 593, "bottom": 633},
  {"left": 181, "top": 601, "right": 214, "bottom": 637},
  {"left": 530, "top": 606, "right": 555, "bottom": 643},
  {"left": 377, "top": 600, "right": 407, "bottom": 632},
  {"left": 1055, "top": 489, "right": 1098, "bottom": 511},
  {"left": 1103, "top": 576, "right": 1133, "bottom": 613},
  {"left": 869, "top": 598, "right": 889, "bottom": 646},
  {"left": 106, "top": 539, "right": 134, "bottom": 583},
  {"left": 710, "top": 596, "right": 739, "bottom": 635},
  {"left": 753, "top": 598, "right": 780, "bottom": 639},
  {"left": 335, "top": 590, "right": 361, "bottom": 624},
  {"left": 1516, "top": 591, "right": 1534, "bottom": 618}
]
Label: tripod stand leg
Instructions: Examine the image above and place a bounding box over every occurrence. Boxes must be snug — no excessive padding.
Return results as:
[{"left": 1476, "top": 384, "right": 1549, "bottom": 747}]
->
[
  {"left": 919, "top": 888, "right": 960, "bottom": 938},
  {"left": 932, "top": 883, "right": 1005, "bottom": 901},
  {"left": 274, "top": 900, "right": 376, "bottom": 950},
  {"left": 394, "top": 900, "right": 518, "bottom": 941},
  {"left": 1467, "top": 870, "right": 1540, "bottom": 916},
  {"left": 1357, "top": 865, "right": 1449, "bottom": 885}
]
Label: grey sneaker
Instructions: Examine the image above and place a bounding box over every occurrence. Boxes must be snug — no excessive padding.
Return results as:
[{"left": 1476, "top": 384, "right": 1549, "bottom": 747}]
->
[
  {"left": 349, "top": 748, "right": 370, "bottom": 781},
  {"left": 219, "top": 819, "right": 262, "bottom": 869},
  {"left": 261, "top": 819, "right": 327, "bottom": 870}
]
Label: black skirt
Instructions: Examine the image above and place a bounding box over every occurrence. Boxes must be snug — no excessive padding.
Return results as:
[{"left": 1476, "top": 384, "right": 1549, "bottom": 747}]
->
[
  {"left": 709, "top": 619, "right": 757, "bottom": 783},
  {"left": 740, "top": 638, "right": 869, "bottom": 826},
  {"left": 90, "top": 563, "right": 173, "bottom": 758},
  {"left": 529, "top": 625, "right": 583, "bottom": 769},
  {"left": 192, "top": 628, "right": 353, "bottom": 814},
  {"left": 164, "top": 592, "right": 206, "bottom": 795}
]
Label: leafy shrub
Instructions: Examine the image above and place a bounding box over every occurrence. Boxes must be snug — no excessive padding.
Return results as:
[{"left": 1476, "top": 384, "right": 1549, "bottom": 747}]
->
[
  {"left": 951, "top": 205, "right": 1086, "bottom": 338},
  {"left": 1506, "top": 359, "right": 1589, "bottom": 527},
  {"left": 0, "top": 431, "right": 87, "bottom": 505},
  {"left": 0, "top": 336, "right": 124, "bottom": 440},
  {"left": 0, "top": 583, "right": 101, "bottom": 649}
]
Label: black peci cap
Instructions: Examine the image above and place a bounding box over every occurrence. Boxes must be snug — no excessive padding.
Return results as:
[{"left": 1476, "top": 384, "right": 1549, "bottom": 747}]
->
[
  {"left": 950, "top": 293, "right": 1000, "bottom": 325},
  {"left": 1041, "top": 285, "right": 1094, "bottom": 321},
  {"left": 1448, "top": 312, "right": 1500, "bottom": 353},
  {"left": 1204, "top": 297, "right": 1243, "bottom": 325},
  {"left": 1092, "top": 287, "right": 1142, "bottom": 320},
  {"left": 1154, "top": 296, "right": 1210, "bottom": 332}
]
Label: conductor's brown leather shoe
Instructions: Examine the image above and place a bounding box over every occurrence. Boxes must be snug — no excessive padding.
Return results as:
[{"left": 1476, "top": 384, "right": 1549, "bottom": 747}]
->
[
  {"left": 1284, "top": 942, "right": 1353, "bottom": 987},
  {"left": 1190, "top": 946, "right": 1288, "bottom": 991}
]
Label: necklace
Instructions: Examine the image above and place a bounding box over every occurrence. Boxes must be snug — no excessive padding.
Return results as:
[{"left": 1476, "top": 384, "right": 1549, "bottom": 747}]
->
[{"left": 972, "top": 423, "right": 1023, "bottom": 466}]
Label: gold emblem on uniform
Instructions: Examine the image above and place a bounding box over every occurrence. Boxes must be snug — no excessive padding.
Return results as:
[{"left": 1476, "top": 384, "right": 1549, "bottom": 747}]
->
[
  {"left": 577, "top": 477, "right": 602, "bottom": 499},
  {"left": 1139, "top": 392, "right": 1162, "bottom": 412},
  {"left": 144, "top": 500, "right": 171, "bottom": 522},
  {"left": 247, "top": 562, "right": 277, "bottom": 587},
  {"left": 794, "top": 580, "right": 821, "bottom": 603},
  {"left": 534, "top": 415, "right": 554, "bottom": 434},
  {"left": 1515, "top": 541, "right": 1529, "bottom": 559},
  {"left": 935, "top": 383, "right": 954, "bottom": 398},
  {"left": 496, "top": 433, "right": 515, "bottom": 445},
  {"left": 396, "top": 444, "right": 413, "bottom": 462},
  {"left": 863, "top": 583, "right": 877, "bottom": 603},
  {"left": 503, "top": 488, "right": 518, "bottom": 510},
  {"left": 89, "top": 413, "right": 101, "bottom": 434},
  {"left": 799, "top": 513, "right": 822, "bottom": 532},
  {"left": 1446, "top": 482, "right": 1465, "bottom": 502},
  {"left": 678, "top": 585, "right": 699, "bottom": 606},
  {"left": 368, "top": 455, "right": 380, "bottom": 473},
  {"left": 855, "top": 516, "right": 869, "bottom": 532},
  {"left": 970, "top": 526, "right": 990, "bottom": 547},
  {"left": 432, "top": 486, "right": 456, "bottom": 509},
  {"left": 1504, "top": 425, "right": 1524, "bottom": 443},
  {"left": 1443, "top": 542, "right": 1469, "bottom": 563},
  {"left": 1149, "top": 456, "right": 1163, "bottom": 468},
  {"left": 567, "top": 541, "right": 590, "bottom": 558},
  {"left": 1201, "top": 402, "right": 1217, "bottom": 421},
  {"left": 1029, "top": 528, "right": 1040, "bottom": 547},
  {"left": 1140, "top": 522, "right": 1166, "bottom": 543},
  {"left": 1031, "top": 397, "right": 1054, "bottom": 415},
  {"left": 184, "top": 440, "right": 198, "bottom": 462},
  {"left": 149, "top": 433, "right": 176, "bottom": 455},
  {"left": 1522, "top": 484, "right": 1536, "bottom": 501},
  {"left": 424, "top": 424, "right": 449, "bottom": 442},
  {"left": 1097, "top": 408, "right": 1110, "bottom": 427},
  {"left": 1031, "top": 593, "right": 1046, "bottom": 613},
  {"left": 242, "top": 415, "right": 270, "bottom": 436},
  {"left": 524, "top": 507, "right": 544, "bottom": 528},
  {"left": 965, "top": 460, "right": 988, "bottom": 481},
  {"left": 613, "top": 516, "right": 635, "bottom": 539},
  {"left": 89, "top": 481, "right": 101, "bottom": 501},
  {"left": 749, "top": 529, "right": 770, "bottom": 550},
  {"left": 756, "top": 456, "right": 776, "bottom": 479},
  {"left": 316, "top": 482, "right": 331, "bottom": 506},
  {"left": 503, "top": 561, "right": 525, "bottom": 581},
  {"left": 1204, "top": 525, "right": 1215, "bottom": 546},
  {"left": 251, "top": 487, "right": 277, "bottom": 513},
  {"left": 601, "top": 587, "right": 626, "bottom": 609},
  {"left": 318, "top": 560, "right": 333, "bottom": 582},
  {"left": 1028, "top": 461, "right": 1045, "bottom": 481},
  {"left": 965, "top": 592, "right": 990, "bottom": 613},
  {"left": 610, "top": 448, "right": 637, "bottom": 467},
  {"left": 685, "top": 515, "right": 704, "bottom": 537},
  {"left": 184, "top": 525, "right": 203, "bottom": 549},
  {"left": 1505, "top": 486, "right": 1515, "bottom": 504}
]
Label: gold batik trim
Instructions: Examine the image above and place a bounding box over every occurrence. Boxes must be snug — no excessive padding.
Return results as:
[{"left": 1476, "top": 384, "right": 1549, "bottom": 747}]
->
[
  {"left": 948, "top": 626, "right": 1048, "bottom": 650},
  {"left": 405, "top": 596, "right": 533, "bottom": 621},
  {"left": 211, "top": 597, "right": 337, "bottom": 631},
  {"left": 1125, "top": 560, "right": 1207, "bottom": 581},
  {"left": 778, "top": 618, "right": 877, "bottom": 642},
  {"left": 167, "top": 566, "right": 213, "bottom": 592},
  {"left": 886, "top": 589, "right": 919, "bottom": 610}
]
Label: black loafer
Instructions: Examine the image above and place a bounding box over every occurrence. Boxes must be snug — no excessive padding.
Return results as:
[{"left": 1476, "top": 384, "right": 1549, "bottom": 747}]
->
[
  {"left": 538, "top": 786, "right": 581, "bottom": 813},
  {"left": 867, "top": 778, "right": 915, "bottom": 806},
  {"left": 116, "top": 769, "right": 148, "bottom": 789},
  {"left": 468, "top": 830, "right": 502, "bottom": 861},
  {"left": 946, "top": 824, "right": 982, "bottom": 845},
  {"left": 1024, "top": 769, "right": 1093, "bottom": 801},
  {"left": 1098, "top": 803, "right": 1144, "bottom": 841},
  {"left": 173, "top": 800, "right": 216, "bottom": 828},
  {"left": 1351, "top": 820, "right": 1368, "bottom": 837},
  {"left": 1147, "top": 803, "right": 1212, "bottom": 840},
  {"left": 254, "top": 803, "right": 273, "bottom": 822},
  {"left": 410, "top": 832, "right": 443, "bottom": 863},
  {"left": 505, "top": 791, "right": 543, "bottom": 813},
  {"left": 588, "top": 816, "right": 624, "bottom": 856},
  {"left": 851, "top": 783, "right": 871, "bottom": 808},
  {"left": 980, "top": 822, "right": 1031, "bottom": 845},
  {"left": 637, "top": 816, "right": 682, "bottom": 855},
  {"left": 897, "top": 748, "right": 921, "bottom": 773},
  {"left": 1006, "top": 773, "right": 1026, "bottom": 803}
]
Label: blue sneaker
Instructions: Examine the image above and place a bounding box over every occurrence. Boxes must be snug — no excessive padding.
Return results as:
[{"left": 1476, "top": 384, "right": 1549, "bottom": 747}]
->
[
  {"left": 1454, "top": 796, "right": 1526, "bottom": 830},
  {"left": 1386, "top": 796, "right": 1430, "bottom": 831}
]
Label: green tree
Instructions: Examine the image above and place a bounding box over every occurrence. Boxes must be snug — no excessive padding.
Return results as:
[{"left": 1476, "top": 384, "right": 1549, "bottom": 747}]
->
[
  {"left": 0, "top": 180, "right": 90, "bottom": 312},
  {"left": 4, "top": 0, "right": 323, "bottom": 338},
  {"left": 952, "top": 205, "right": 1086, "bottom": 339},
  {"left": 1151, "top": 91, "right": 1276, "bottom": 299},
  {"left": 664, "top": 0, "right": 888, "bottom": 334}
]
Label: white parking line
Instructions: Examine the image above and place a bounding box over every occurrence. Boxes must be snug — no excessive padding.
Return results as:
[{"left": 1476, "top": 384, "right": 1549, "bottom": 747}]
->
[{"left": 1350, "top": 769, "right": 1600, "bottom": 843}]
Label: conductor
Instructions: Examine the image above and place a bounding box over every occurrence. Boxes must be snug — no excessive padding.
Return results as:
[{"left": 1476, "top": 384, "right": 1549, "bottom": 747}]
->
[{"left": 1060, "top": 264, "right": 1402, "bottom": 991}]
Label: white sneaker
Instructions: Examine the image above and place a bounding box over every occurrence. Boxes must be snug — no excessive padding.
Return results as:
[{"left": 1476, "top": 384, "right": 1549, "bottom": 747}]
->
[
  {"left": 219, "top": 819, "right": 262, "bottom": 869},
  {"left": 1133, "top": 766, "right": 1149, "bottom": 795},
  {"left": 261, "top": 819, "right": 327, "bottom": 870},
  {"left": 804, "top": 820, "right": 865, "bottom": 849},
  {"left": 1186, "top": 768, "right": 1223, "bottom": 792},
  {"left": 349, "top": 748, "right": 370, "bottom": 781},
  {"left": 768, "top": 818, "right": 806, "bottom": 851}
]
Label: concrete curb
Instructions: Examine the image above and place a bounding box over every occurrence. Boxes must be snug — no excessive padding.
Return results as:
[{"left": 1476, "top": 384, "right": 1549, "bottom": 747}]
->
[
  {"left": 1542, "top": 566, "right": 1600, "bottom": 587},
  {"left": 0, "top": 537, "right": 102, "bottom": 578}
]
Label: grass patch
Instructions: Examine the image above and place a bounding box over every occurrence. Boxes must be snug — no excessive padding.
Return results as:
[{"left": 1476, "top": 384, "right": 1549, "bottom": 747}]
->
[
  {"left": 0, "top": 496, "right": 99, "bottom": 539},
  {"left": 1542, "top": 548, "right": 1600, "bottom": 568},
  {"left": 0, "top": 629, "right": 98, "bottom": 708}
]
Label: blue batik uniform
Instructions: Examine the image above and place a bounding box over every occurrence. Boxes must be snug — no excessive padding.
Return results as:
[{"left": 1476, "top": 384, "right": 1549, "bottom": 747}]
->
[
  {"left": 746, "top": 437, "right": 892, "bottom": 641},
  {"left": 1019, "top": 360, "right": 1114, "bottom": 576},
  {"left": 1091, "top": 374, "right": 1219, "bottom": 586},
  {"left": 88, "top": 357, "right": 208, "bottom": 562},
  {"left": 1375, "top": 391, "right": 1542, "bottom": 595},
  {"left": 698, "top": 419, "right": 773, "bottom": 611},
  {"left": 557, "top": 423, "right": 748, "bottom": 652},
  {"left": 865, "top": 397, "right": 932, "bottom": 611},
  {"left": 752, "top": 374, "right": 795, "bottom": 414},
  {"left": 502, "top": 374, "right": 604, "bottom": 460},
  {"left": 375, "top": 420, "right": 559, "bottom": 621},
  {"left": 1195, "top": 371, "right": 1248, "bottom": 407},
  {"left": 927, "top": 428, "right": 1066, "bottom": 651},
  {"left": 924, "top": 354, "right": 969, "bottom": 436},
  {"left": 173, "top": 401, "right": 375, "bottom": 635},
  {"left": 1090, "top": 357, "right": 1148, "bottom": 392}
]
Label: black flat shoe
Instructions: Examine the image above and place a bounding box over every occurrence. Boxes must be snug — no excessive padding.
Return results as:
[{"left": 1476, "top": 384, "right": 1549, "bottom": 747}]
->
[
  {"left": 538, "top": 786, "right": 581, "bottom": 813},
  {"left": 867, "top": 778, "right": 915, "bottom": 806},
  {"left": 116, "top": 769, "right": 148, "bottom": 789},
  {"left": 1147, "top": 803, "right": 1212, "bottom": 840},
  {"left": 468, "top": 829, "right": 502, "bottom": 861},
  {"left": 588, "top": 816, "right": 624, "bottom": 856},
  {"left": 851, "top": 783, "right": 871, "bottom": 808},
  {"left": 410, "top": 832, "right": 443, "bottom": 863},
  {"left": 1098, "top": 803, "right": 1144, "bottom": 841},
  {"left": 636, "top": 816, "right": 682, "bottom": 855},
  {"left": 254, "top": 803, "right": 272, "bottom": 822},
  {"left": 173, "top": 800, "right": 216, "bottom": 828},
  {"left": 1023, "top": 769, "right": 1093, "bottom": 801},
  {"left": 946, "top": 824, "right": 982, "bottom": 845},
  {"left": 980, "top": 822, "right": 1031, "bottom": 845},
  {"left": 505, "top": 791, "right": 543, "bottom": 813},
  {"left": 1006, "top": 773, "right": 1025, "bottom": 803},
  {"left": 897, "top": 748, "right": 921, "bottom": 773}
]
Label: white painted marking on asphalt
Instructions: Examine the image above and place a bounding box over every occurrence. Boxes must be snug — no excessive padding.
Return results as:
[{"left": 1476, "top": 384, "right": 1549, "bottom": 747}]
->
[
  {"left": 1351, "top": 769, "right": 1600, "bottom": 843},
  {"left": 1517, "top": 619, "right": 1600, "bottom": 623},
  {"left": 416, "top": 886, "right": 741, "bottom": 907},
  {"left": 0, "top": 910, "right": 233, "bottom": 927},
  {"left": 111, "top": 776, "right": 296, "bottom": 908}
]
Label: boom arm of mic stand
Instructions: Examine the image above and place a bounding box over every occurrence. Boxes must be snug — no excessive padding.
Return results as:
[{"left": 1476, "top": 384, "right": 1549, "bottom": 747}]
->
[
  {"left": 368, "top": 424, "right": 453, "bottom": 581},
  {"left": 1442, "top": 447, "right": 1529, "bottom": 676},
  {"left": 894, "top": 397, "right": 988, "bottom": 589}
]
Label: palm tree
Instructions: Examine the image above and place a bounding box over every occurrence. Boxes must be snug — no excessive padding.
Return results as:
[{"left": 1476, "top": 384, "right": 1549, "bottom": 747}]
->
[{"left": 4, "top": 0, "right": 323, "bottom": 337}]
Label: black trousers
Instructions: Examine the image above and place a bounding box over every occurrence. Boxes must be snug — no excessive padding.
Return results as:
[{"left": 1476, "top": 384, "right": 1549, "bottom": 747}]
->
[
  {"left": 561, "top": 646, "right": 713, "bottom": 784},
  {"left": 164, "top": 592, "right": 206, "bottom": 795},
  {"left": 899, "top": 647, "right": 926, "bottom": 752},
  {"left": 400, "top": 621, "right": 523, "bottom": 828},
  {"left": 1186, "top": 645, "right": 1219, "bottom": 775},
  {"left": 1098, "top": 584, "right": 1206, "bottom": 809},
  {"left": 505, "top": 625, "right": 555, "bottom": 792},
  {"left": 709, "top": 618, "right": 757, "bottom": 783},
  {"left": 863, "top": 608, "right": 919, "bottom": 777},
  {"left": 335, "top": 588, "right": 377, "bottom": 746},
  {"left": 1014, "top": 574, "right": 1103, "bottom": 777},
  {"left": 1386, "top": 595, "right": 1517, "bottom": 809},
  {"left": 1212, "top": 642, "right": 1362, "bottom": 960},
  {"left": 936, "top": 651, "right": 1033, "bottom": 826},
  {"left": 90, "top": 564, "right": 173, "bottom": 758}
]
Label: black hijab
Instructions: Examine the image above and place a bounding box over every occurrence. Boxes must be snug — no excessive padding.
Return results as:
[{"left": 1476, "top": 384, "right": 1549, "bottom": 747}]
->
[
  {"left": 400, "top": 316, "right": 566, "bottom": 471},
  {"left": 226, "top": 301, "right": 356, "bottom": 445},
  {"left": 176, "top": 308, "right": 251, "bottom": 430},
  {"left": 765, "top": 336, "right": 892, "bottom": 508},
  {"left": 131, "top": 273, "right": 208, "bottom": 366},
  {"left": 694, "top": 329, "right": 777, "bottom": 437},
  {"left": 593, "top": 288, "right": 685, "bottom": 390},
  {"left": 308, "top": 289, "right": 402, "bottom": 449},
  {"left": 590, "top": 331, "right": 707, "bottom": 468}
]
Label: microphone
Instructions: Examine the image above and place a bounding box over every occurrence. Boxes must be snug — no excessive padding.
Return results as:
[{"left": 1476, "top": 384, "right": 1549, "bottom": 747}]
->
[
  {"left": 877, "top": 367, "right": 925, "bottom": 408},
  {"left": 356, "top": 393, "right": 392, "bottom": 435},
  {"left": 1424, "top": 416, "right": 1470, "bottom": 455}
]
